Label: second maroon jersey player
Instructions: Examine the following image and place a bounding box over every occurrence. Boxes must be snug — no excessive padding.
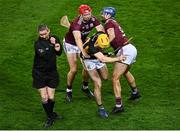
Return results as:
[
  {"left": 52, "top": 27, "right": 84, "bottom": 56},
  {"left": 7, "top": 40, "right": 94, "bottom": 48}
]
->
[
  {"left": 101, "top": 7, "right": 141, "bottom": 114},
  {"left": 104, "top": 19, "right": 129, "bottom": 51}
]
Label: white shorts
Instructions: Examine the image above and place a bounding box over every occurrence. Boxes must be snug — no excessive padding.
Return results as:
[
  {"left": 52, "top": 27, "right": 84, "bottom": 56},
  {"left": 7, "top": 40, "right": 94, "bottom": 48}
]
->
[
  {"left": 63, "top": 40, "right": 80, "bottom": 54},
  {"left": 116, "top": 44, "right": 137, "bottom": 65},
  {"left": 82, "top": 59, "right": 106, "bottom": 71}
]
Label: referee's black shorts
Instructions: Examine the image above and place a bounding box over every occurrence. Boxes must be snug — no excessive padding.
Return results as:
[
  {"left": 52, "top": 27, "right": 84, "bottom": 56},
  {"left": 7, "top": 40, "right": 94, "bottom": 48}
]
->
[{"left": 32, "top": 69, "right": 59, "bottom": 89}]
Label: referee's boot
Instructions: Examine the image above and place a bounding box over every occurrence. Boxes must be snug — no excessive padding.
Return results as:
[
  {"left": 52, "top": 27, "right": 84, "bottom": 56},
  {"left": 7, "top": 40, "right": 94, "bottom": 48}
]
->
[
  {"left": 44, "top": 117, "right": 54, "bottom": 128},
  {"left": 128, "top": 91, "right": 141, "bottom": 100},
  {"left": 81, "top": 86, "right": 94, "bottom": 99},
  {"left": 52, "top": 112, "right": 63, "bottom": 120}
]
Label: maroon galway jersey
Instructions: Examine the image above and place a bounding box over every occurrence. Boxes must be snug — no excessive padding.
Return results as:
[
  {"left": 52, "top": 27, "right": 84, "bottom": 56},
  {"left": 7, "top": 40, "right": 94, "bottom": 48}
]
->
[
  {"left": 65, "top": 16, "right": 100, "bottom": 45},
  {"left": 104, "top": 19, "right": 128, "bottom": 50}
]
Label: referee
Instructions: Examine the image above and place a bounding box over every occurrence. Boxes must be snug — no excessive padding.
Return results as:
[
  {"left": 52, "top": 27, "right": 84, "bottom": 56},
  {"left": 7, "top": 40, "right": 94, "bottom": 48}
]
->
[{"left": 32, "top": 24, "right": 63, "bottom": 128}]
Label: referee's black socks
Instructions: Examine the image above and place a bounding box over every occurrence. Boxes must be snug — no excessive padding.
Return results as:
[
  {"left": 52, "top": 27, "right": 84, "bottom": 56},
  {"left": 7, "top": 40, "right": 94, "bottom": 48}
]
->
[
  {"left": 42, "top": 99, "right": 55, "bottom": 118},
  {"left": 48, "top": 99, "right": 55, "bottom": 115},
  {"left": 42, "top": 101, "right": 51, "bottom": 118}
]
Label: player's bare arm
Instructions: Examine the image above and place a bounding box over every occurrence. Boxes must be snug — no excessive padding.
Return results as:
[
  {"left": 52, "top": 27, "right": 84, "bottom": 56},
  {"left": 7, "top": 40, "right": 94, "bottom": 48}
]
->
[
  {"left": 94, "top": 52, "right": 126, "bottom": 63},
  {"left": 107, "top": 28, "right": 115, "bottom": 42},
  {"left": 95, "top": 24, "right": 105, "bottom": 32},
  {"left": 73, "top": 30, "right": 89, "bottom": 57}
]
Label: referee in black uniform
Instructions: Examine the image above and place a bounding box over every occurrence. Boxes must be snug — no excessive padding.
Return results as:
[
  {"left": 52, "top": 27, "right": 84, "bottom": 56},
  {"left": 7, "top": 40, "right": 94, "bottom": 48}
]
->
[{"left": 32, "top": 24, "right": 62, "bottom": 128}]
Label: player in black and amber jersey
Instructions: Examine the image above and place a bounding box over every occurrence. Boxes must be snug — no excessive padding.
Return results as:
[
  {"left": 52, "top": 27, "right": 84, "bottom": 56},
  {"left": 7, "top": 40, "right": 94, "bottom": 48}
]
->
[{"left": 80, "top": 31, "right": 126, "bottom": 118}]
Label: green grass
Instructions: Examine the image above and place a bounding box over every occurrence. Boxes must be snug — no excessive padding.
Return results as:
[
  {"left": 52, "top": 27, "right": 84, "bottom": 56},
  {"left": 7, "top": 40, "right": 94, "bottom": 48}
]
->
[{"left": 0, "top": 0, "right": 180, "bottom": 129}]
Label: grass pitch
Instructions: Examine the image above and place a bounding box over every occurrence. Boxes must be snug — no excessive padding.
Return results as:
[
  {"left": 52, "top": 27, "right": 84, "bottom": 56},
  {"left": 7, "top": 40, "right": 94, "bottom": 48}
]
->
[{"left": 0, "top": 0, "right": 179, "bottom": 129}]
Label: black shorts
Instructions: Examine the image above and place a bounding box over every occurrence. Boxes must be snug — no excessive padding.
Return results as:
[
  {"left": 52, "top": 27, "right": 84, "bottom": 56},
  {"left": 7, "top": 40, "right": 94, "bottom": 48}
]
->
[{"left": 32, "top": 69, "right": 59, "bottom": 89}]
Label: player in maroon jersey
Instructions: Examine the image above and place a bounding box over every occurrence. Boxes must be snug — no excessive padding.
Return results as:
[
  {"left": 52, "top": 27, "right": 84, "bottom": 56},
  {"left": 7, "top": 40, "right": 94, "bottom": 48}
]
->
[
  {"left": 101, "top": 7, "right": 141, "bottom": 114},
  {"left": 63, "top": 4, "right": 105, "bottom": 102}
]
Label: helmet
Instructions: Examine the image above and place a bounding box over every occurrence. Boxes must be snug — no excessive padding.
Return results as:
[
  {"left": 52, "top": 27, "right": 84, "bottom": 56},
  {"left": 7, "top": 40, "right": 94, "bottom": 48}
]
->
[
  {"left": 79, "top": 4, "right": 92, "bottom": 15},
  {"left": 96, "top": 34, "right": 110, "bottom": 48},
  {"left": 102, "top": 7, "right": 116, "bottom": 17}
]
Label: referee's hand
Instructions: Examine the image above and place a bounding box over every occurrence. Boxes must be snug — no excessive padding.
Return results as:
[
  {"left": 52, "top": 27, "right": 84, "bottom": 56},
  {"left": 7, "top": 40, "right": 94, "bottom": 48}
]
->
[
  {"left": 54, "top": 43, "right": 61, "bottom": 51},
  {"left": 50, "top": 37, "right": 56, "bottom": 44}
]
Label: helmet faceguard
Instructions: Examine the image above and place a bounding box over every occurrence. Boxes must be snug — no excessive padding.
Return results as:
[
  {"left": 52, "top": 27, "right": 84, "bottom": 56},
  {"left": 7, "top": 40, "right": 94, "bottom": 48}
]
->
[{"left": 101, "top": 7, "right": 116, "bottom": 18}]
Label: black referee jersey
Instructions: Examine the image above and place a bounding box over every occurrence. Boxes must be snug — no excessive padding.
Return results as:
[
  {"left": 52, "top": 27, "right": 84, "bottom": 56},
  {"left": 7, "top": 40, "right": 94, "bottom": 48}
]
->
[{"left": 33, "top": 35, "right": 62, "bottom": 72}]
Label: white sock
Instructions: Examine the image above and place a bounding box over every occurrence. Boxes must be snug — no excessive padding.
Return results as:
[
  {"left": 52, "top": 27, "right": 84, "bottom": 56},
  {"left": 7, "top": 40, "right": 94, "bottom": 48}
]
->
[
  {"left": 66, "top": 88, "right": 72, "bottom": 92},
  {"left": 116, "top": 104, "right": 122, "bottom": 108},
  {"left": 82, "top": 85, "right": 88, "bottom": 90}
]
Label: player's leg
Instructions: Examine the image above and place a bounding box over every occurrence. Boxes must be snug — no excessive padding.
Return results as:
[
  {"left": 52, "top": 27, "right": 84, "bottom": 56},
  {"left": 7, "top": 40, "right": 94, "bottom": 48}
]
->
[
  {"left": 124, "top": 70, "right": 141, "bottom": 100},
  {"left": 89, "top": 70, "right": 102, "bottom": 105},
  {"left": 111, "top": 62, "right": 128, "bottom": 114},
  {"left": 122, "top": 44, "right": 141, "bottom": 100},
  {"left": 63, "top": 42, "right": 80, "bottom": 102},
  {"left": 66, "top": 53, "right": 78, "bottom": 87},
  {"left": 87, "top": 69, "right": 108, "bottom": 118},
  {"left": 65, "top": 53, "right": 78, "bottom": 102},
  {"left": 98, "top": 64, "right": 108, "bottom": 80},
  {"left": 80, "top": 60, "right": 94, "bottom": 99}
]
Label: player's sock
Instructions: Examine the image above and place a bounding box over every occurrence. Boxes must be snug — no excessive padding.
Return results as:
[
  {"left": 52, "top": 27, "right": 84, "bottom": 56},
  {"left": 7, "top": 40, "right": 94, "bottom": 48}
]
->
[
  {"left": 82, "top": 81, "right": 88, "bottom": 89},
  {"left": 66, "top": 85, "right": 72, "bottom": 102},
  {"left": 115, "top": 97, "right": 122, "bottom": 107},
  {"left": 42, "top": 101, "right": 51, "bottom": 118},
  {"left": 131, "top": 86, "right": 138, "bottom": 94},
  {"left": 98, "top": 104, "right": 104, "bottom": 109},
  {"left": 66, "top": 85, "right": 72, "bottom": 92}
]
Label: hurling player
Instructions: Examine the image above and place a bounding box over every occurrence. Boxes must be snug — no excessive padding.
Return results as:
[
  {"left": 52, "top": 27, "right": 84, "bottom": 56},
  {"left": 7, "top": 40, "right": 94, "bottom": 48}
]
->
[
  {"left": 63, "top": 4, "right": 104, "bottom": 102},
  {"left": 80, "top": 32, "right": 125, "bottom": 118},
  {"left": 101, "top": 7, "right": 141, "bottom": 114}
]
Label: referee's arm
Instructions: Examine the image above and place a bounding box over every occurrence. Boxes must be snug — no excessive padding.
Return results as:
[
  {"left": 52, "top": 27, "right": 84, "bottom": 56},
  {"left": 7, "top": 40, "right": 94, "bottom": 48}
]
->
[{"left": 53, "top": 36, "right": 63, "bottom": 56}]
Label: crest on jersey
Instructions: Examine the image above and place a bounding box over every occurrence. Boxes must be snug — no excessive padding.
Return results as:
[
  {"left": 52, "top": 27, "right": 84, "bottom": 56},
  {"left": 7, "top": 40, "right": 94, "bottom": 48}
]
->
[{"left": 90, "top": 23, "right": 94, "bottom": 28}]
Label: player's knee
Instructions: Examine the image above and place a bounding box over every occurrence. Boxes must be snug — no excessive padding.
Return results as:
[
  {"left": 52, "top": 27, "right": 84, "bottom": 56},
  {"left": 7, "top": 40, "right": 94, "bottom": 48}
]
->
[
  {"left": 70, "top": 68, "right": 77, "bottom": 75},
  {"left": 102, "top": 76, "right": 108, "bottom": 81},
  {"left": 112, "top": 74, "right": 122, "bottom": 81}
]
